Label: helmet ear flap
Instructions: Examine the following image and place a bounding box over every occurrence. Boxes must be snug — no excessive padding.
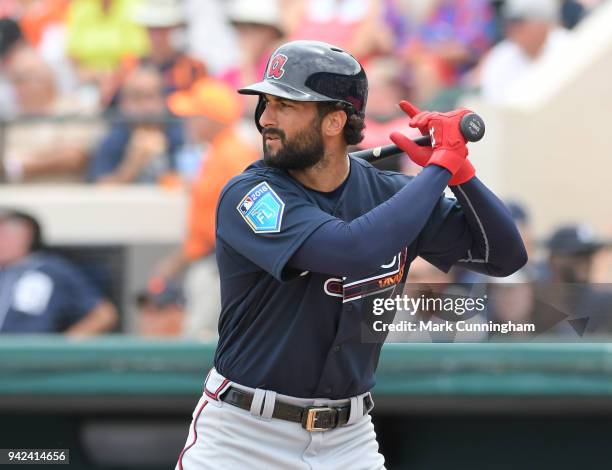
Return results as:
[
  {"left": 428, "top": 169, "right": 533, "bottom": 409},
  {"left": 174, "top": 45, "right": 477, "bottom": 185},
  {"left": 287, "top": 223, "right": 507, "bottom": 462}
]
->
[{"left": 255, "top": 96, "right": 266, "bottom": 134}]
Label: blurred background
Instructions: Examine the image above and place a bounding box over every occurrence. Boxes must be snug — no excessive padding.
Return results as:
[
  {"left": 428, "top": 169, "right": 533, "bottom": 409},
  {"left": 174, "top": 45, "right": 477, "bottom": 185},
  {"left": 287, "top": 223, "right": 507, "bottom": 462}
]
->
[{"left": 1, "top": 0, "right": 612, "bottom": 469}]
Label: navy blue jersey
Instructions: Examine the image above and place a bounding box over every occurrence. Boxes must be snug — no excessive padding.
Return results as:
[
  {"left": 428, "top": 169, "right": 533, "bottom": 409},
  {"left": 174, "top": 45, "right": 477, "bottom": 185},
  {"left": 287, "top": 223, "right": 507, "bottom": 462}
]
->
[
  {"left": 0, "top": 254, "right": 102, "bottom": 333},
  {"left": 213, "top": 157, "right": 478, "bottom": 398}
]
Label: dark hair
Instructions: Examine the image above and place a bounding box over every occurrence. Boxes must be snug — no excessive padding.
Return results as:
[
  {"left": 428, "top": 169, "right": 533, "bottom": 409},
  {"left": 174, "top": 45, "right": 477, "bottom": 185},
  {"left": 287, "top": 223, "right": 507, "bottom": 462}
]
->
[
  {"left": 0, "top": 19, "right": 23, "bottom": 59},
  {"left": 0, "top": 209, "right": 43, "bottom": 252},
  {"left": 316, "top": 102, "right": 366, "bottom": 145}
]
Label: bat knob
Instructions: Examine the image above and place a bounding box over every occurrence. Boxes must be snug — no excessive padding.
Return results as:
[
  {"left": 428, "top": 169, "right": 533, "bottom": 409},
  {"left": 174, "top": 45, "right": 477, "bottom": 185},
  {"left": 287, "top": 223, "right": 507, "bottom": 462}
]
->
[{"left": 460, "top": 113, "right": 485, "bottom": 142}]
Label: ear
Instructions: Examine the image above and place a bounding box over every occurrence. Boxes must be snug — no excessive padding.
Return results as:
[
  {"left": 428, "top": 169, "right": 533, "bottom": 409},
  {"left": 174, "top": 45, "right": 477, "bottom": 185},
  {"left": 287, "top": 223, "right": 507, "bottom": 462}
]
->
[{"left": 321, "top": 110, "right": 347, "bottom": 138}]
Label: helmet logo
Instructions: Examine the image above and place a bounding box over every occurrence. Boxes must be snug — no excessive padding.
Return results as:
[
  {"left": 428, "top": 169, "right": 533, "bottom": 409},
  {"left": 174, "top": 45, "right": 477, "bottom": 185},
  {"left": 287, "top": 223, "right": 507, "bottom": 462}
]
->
[{"left": 267, "top": 54, "right": 288, "bottom": 80}]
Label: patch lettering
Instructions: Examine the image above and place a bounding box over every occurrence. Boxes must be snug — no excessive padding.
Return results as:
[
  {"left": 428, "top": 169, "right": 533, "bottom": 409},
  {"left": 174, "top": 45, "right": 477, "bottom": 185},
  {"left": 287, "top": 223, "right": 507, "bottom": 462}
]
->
[{"left": 237, "top": 182, "right": 285, "bottom": 233}]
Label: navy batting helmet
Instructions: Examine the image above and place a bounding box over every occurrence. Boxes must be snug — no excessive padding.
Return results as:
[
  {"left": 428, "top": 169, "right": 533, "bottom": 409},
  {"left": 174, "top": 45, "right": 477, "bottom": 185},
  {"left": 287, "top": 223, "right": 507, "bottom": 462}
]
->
[{"left": 238, "top": 40, "right": 368, "bottom": 133}]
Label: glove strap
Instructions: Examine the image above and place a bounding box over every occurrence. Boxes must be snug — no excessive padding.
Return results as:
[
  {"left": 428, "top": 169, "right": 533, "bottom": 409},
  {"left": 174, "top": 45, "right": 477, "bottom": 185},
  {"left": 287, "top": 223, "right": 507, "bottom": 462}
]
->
[
  {"left": 427, "top": 149, "right": 466, "bottom": 176},
  {"left": 449, "top": 160, "right": 475, "bottom": 185}
]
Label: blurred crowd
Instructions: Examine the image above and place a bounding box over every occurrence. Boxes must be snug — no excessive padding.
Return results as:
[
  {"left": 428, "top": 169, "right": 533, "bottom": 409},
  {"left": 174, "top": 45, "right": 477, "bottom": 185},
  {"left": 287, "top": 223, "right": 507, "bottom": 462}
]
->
[
  {"left": 0, "top": 0, "right": 610, "bottom": 339},
  {"left": 403, "top": 203, "right": 612, "bottom": 341},
  {"left": 0, "top": 0, "right": 605, "bottom": 183}
]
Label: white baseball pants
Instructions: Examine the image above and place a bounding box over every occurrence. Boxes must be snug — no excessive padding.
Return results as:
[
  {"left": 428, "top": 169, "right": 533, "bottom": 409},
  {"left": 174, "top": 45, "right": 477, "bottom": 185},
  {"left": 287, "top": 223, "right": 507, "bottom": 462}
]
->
[{"left": 176, "top": 368, "right": 386, "bottom": 470}]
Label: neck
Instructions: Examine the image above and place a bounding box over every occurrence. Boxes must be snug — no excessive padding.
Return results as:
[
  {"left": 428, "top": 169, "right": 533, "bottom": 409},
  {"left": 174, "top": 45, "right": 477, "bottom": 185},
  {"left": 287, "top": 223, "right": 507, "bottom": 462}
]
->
[
  {"left": 0, "top": 253, "right": 28, "bottom": 268},
  {"left": 288, "top": 145, "right": 350, "bottom": 192}
]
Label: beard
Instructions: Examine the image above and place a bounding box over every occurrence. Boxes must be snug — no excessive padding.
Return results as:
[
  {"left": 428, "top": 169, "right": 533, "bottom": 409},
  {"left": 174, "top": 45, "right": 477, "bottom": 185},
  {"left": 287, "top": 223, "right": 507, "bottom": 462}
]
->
[{"left": 262, "top": 119, "right": 325, "bottom": 170}]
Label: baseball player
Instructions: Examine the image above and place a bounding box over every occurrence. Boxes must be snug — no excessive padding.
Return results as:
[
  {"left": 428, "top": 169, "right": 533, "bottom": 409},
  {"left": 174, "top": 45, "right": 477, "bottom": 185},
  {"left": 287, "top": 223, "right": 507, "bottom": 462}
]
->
[{"left": 176, "top": 40, "right": 527, "bottom": 469}]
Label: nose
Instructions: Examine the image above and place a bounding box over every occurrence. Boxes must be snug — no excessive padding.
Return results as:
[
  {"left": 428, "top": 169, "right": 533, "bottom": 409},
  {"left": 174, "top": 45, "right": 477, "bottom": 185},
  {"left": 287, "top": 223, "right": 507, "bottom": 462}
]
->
[{"left": 259, "top": 100, "right": 276, "bottom": 129}]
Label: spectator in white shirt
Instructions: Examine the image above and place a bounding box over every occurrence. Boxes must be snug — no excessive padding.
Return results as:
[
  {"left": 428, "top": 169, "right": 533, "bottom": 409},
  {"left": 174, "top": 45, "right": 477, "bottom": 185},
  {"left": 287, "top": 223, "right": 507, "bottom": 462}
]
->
[{"left": 479, "top": 0, "right": 570, "bottom": 105}]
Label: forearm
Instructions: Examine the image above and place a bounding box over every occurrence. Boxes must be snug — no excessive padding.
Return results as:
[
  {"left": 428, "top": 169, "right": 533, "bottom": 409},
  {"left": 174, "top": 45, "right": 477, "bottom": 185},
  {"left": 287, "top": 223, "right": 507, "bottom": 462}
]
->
[
  {"left": 289, "top": 165, "right": 451, "bottom": 276},
  {"left": 451, "top": 178, "right": 527, "bottom": 276},
  {"left": 23, "top": 147, "right": 88, "bottom": 177},
  {"left": 153, "top": 247, "right": 190, "bottom": 280},
  {"left": 65, "top": 301, "right": 118, "bottom": 338}
]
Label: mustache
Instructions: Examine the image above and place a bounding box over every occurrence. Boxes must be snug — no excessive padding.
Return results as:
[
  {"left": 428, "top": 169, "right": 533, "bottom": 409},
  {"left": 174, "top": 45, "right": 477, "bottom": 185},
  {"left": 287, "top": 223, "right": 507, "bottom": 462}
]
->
[{"left": 262, "top": 128, "right": 286, "bottom": 140}]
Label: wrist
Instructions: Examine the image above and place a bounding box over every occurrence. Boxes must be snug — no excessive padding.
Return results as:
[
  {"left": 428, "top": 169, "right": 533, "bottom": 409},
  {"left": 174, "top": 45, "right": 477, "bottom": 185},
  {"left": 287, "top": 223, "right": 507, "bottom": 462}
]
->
[
  {"left": 449, "top": 160, "right": 475, "bottom": 185},
  {"left": 116, "top": 158, "right": 141, "bottom": 182},
  {"left": 427, "top": 148, "right": 467, "bottom": 175}
]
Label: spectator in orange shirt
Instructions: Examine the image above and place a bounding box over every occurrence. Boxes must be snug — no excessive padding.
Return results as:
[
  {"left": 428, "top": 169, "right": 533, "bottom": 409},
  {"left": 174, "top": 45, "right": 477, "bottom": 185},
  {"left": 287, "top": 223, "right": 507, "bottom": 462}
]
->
[{"left": 151, "top": 78, "right": 258, "bottom": 339}]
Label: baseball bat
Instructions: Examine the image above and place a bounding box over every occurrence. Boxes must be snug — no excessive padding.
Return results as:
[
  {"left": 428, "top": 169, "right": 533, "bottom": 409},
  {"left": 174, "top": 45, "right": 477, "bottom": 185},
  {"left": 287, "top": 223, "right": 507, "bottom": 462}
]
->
[{"left": 351, "top": 112, "right": 485, "bottom": 163}]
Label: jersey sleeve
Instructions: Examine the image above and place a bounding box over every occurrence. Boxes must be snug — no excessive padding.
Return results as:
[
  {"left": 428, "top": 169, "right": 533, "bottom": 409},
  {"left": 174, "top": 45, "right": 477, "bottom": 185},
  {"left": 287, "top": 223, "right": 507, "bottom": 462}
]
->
[
  {"left": 216, "top": 176, "right": 337, "bottom": 281},
  {"left": 415, "top": 195, "right": 473, "bottom": 272},
  {"left": 368, "top": 164, "right": 471, "bottom": 274},
  {"left": 415, "top": 178, "right": 527, "bottom": 277}
]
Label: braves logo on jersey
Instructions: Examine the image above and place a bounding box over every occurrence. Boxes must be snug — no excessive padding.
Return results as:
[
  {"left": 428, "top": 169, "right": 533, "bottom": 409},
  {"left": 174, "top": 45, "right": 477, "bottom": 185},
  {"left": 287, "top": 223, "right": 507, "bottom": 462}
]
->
[
  {"left": 267, "top": 54, "right": 288, "bottom": 80},
  {"left": 324, "top": 248, "right": 408, "bottom": 303}
]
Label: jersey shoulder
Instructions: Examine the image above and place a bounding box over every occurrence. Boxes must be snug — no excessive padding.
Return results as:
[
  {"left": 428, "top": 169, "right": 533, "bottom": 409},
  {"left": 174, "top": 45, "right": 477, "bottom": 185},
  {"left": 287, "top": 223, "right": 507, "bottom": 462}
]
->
[
  {"left": 26, "top": 253, "right": 71, "bottom": 274},
  {"left": 29, "top": 253, "right": 91, "bottom": 285},
  {"left": 349, "top": 156, "right": 413, "bottom": 190},
  {"left": 219, "top": 160, "right": 298, "bottom": 202},
  {"left": 217, "top": 160, "right": 313, "bottom": 235}
]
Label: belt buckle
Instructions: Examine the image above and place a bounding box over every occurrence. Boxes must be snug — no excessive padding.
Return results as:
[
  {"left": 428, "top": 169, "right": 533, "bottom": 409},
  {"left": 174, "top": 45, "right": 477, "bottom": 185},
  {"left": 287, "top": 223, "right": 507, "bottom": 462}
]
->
[{"left": 302, "top": 406, "right": 337, "bottom": 432}]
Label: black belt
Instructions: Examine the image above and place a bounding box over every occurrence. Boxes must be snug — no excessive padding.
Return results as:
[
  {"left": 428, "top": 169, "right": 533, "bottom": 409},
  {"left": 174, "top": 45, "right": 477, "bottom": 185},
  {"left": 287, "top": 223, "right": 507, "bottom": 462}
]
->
[{"left": 219, "top": 386, "right": 374, "bottom": 432}]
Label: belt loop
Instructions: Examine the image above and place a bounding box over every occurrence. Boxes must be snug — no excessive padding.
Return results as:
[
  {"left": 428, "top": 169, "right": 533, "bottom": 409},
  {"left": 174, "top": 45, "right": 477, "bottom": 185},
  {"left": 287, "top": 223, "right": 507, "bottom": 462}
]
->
[
  {"left": 366, "top": 392, "right": 375, "bottom": 412},
  {"left": 347, "top": 394, "right": 364, "bottom": 425},
  {"left": 261, "top": 390, "right": 277, "bottom": 420},
  {"left": 202, "top": 369, "right": 212, "bottom": 392},
  {"left": 249, "top": 388, "right": 266, "bottom": 417}
]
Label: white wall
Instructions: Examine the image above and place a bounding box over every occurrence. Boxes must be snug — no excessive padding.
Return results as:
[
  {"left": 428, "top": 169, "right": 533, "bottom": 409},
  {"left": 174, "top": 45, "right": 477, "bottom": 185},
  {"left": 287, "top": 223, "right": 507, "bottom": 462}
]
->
[
  {"left": 462, "top": 1, "right": 612, "bottom": 236},
  {"left": 0, "top": 186, "right": 188, "bottom": 244}
]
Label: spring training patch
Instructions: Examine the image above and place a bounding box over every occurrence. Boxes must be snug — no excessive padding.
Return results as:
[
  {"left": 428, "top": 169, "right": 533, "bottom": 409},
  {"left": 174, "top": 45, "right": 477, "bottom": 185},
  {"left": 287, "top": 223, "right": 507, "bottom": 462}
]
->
[{"left": 237, "top": 181, "right": 285, "bottom": 233}]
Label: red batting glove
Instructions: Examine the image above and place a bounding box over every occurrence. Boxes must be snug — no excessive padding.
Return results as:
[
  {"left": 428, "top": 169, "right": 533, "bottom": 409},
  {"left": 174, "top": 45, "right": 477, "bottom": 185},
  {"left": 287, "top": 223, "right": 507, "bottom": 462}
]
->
[
  {"left": 411, "top": 108, "right": 469, "bottom": 175},
  {"left": 398, "top": 101, "right": 429, "bottom": 137},
  {"left": 390, "top": 101, "right": 476, "bottom": 185},
  {"left": 447, "top": 159, "right": 475, "bottom": 185},
  {"left": 390, "top": 131, "right": 475, "bottom": 185},
  {"left": 389, "top": 130, "right": 432, "bottom": 166}
]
